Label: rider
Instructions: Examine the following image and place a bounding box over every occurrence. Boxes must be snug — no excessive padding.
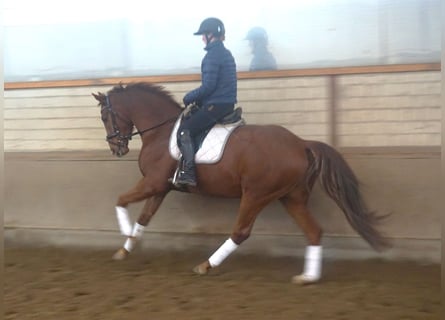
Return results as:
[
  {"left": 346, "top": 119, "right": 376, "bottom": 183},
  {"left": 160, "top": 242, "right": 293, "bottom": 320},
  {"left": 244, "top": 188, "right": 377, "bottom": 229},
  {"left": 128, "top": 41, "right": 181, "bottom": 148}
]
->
[{"left": 176, "top": 17, "right": 237, "bottom": 187}]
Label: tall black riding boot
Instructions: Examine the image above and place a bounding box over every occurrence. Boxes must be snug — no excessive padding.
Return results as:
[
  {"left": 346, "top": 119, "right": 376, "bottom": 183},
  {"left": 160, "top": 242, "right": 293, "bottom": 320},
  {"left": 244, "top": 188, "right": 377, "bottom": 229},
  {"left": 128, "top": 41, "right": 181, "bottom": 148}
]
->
[{"left": 176, "top": 130, "right": 197, "bottom": 187}]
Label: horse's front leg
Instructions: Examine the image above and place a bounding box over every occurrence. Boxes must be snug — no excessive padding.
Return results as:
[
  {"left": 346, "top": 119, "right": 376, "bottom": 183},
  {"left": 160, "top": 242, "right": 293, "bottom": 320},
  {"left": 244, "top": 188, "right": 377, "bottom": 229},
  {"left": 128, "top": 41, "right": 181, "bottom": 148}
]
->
[
  {"left": 113, "top": 195, "right": 166, "bottom": 260},
  {"left": 112, "top": 178, "right": 167, "bottom": 260}
]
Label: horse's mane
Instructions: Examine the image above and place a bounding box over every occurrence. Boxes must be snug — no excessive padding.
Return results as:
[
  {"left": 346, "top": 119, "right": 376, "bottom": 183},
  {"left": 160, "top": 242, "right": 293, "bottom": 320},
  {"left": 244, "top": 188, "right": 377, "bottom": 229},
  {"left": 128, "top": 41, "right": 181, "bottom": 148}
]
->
[{"left": 108, "top": 82, "right": 183, "bottom": 109}]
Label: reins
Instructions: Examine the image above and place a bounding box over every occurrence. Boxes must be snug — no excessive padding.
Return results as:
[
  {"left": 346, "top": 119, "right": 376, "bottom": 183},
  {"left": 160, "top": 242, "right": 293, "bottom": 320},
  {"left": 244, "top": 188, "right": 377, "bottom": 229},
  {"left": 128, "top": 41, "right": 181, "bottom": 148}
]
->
[{"left": 126, "top": 117, "right": 177, "bottom": 140}]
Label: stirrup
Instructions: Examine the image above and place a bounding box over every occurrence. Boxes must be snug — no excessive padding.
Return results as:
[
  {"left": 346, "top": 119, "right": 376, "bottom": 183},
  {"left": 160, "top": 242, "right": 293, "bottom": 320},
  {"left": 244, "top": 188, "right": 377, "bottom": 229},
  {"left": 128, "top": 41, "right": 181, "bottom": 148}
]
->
[
  {"left": 169, "top": 167, "right": 180, "bottom": 185},
  {"left": 175, "top": 170, "right": 197, "bottom": 187},
  {"left": 169, "top": 167, "right": 197, "bottom": 187}
]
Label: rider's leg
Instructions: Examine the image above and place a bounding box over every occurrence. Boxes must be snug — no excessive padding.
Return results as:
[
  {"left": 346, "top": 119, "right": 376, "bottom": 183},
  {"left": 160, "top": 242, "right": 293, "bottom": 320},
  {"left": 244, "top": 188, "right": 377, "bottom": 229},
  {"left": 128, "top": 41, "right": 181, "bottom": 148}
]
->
[
  {"left": 176, "top": 129, "right": 197, "bottom": 186},
  {"left": 175, "top": 104, "right": 234, "bottom": 187}
]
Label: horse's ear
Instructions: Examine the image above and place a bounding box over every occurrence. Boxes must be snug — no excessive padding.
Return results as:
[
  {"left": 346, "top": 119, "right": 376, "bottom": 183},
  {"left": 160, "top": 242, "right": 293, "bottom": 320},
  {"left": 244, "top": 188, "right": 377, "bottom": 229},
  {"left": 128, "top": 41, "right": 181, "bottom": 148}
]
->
[{"left": 92, "top": 92, "right": 106, "bottom": 104}]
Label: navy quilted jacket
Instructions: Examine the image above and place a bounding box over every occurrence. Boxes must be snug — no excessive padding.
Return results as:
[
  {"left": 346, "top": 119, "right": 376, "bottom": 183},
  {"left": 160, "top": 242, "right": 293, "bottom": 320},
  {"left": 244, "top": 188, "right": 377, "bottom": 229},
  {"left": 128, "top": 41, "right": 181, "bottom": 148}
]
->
[{"left": 183, "top": 40, "right": 237, "bottom": 107}]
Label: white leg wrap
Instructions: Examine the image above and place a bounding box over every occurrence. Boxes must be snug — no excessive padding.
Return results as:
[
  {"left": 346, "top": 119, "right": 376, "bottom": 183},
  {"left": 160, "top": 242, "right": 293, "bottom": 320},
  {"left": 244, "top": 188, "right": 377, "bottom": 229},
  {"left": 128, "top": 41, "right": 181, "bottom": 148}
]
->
[
  {"left": 123, "top": 238, "right": 134, "bottom": 252},
  {"left": 302, "top": 245, "right": 322, "bottom": 281},
  {"left": 116, "top": 206, "right": 132, "bottom": 236},
  {"left": 208, "top": 238, "right": 239, "bottom": 267},
  {"left": 123, "top": 223, "right": 145, "bottom": 252},
  {"left": 131, "top": 222, "right": 145, "bottom": 238}
]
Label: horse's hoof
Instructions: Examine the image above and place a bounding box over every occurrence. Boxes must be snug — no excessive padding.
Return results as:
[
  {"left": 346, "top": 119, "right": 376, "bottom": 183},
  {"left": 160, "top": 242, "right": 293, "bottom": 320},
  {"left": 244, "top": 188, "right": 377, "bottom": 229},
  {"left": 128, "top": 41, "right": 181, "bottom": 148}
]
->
[
  {"left": 112, "top": 248, "right": 129, "bottom": 261},
  {"left": 291, "top": 274, "right": 320, "bottom": 285},
  {"left": 193, "top": 261, "right": 211, "bottom": 275}
]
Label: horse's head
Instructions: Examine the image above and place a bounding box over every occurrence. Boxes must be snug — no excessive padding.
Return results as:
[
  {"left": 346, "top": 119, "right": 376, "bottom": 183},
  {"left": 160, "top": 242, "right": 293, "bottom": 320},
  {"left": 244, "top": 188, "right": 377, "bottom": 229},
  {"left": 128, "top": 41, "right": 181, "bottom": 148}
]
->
[{"left": 92, "top": 92, "right": 133, "bottom": 157}]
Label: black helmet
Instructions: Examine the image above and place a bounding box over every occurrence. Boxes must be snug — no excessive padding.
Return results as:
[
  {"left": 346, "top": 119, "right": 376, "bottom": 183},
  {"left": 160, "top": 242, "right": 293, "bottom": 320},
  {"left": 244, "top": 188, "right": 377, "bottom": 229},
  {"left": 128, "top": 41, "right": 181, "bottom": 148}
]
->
[{"left": 194, "top": 17, "right": 225, "bottom": 37}]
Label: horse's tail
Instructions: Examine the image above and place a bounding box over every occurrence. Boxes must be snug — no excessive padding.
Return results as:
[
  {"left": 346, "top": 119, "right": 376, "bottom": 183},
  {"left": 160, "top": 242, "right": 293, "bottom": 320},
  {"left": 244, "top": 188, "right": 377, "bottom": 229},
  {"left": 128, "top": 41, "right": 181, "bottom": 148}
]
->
[{"left": 305, "top": 141, "right": 390, "bottom": 251}]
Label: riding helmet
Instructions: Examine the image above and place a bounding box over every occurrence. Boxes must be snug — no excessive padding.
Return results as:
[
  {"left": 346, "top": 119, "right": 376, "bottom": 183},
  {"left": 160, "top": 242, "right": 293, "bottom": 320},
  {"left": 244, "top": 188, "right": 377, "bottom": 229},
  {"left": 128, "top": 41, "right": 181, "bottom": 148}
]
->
[{"left": 194, "top": 17, "right": 225, "bottom": 37}]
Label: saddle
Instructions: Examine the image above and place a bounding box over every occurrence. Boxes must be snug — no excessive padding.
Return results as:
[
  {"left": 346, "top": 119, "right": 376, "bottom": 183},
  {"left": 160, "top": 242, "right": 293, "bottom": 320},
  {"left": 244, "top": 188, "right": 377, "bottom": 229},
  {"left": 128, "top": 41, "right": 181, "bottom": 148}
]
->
[
  {"left": 169, "top": 106, "right": 245, "bottom": 164},
  {"left": 189, "top": 106, "right": 243, "bottom": 151}
]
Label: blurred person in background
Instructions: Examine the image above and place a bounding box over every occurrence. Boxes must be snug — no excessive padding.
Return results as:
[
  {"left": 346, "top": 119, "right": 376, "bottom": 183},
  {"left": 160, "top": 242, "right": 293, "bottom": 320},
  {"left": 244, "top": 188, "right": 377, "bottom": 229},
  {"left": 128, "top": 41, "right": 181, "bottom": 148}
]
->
[{"left": 245, "top": 26, "right": 277, "bottom": 71}]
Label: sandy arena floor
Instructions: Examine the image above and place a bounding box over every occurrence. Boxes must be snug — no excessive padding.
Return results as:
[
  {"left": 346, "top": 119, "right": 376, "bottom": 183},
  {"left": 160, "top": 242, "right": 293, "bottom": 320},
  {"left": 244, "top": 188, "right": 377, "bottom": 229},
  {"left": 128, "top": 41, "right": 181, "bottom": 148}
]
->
[{"left": 5, "top": 246, "right": 440, "bottom": 320}]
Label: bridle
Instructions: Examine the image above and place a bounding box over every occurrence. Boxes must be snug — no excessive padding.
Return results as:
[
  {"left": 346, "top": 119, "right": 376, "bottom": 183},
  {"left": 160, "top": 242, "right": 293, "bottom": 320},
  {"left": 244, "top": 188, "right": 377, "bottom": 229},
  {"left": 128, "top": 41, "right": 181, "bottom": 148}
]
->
[{"left": 101, "top": 95, "right": 177, "bottom": 154}]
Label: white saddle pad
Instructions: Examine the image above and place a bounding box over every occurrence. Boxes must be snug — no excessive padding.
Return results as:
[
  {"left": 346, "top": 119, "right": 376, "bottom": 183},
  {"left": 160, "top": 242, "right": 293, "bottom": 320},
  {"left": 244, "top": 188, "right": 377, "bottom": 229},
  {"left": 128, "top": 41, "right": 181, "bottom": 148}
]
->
[{"left": 169, "top": 116, "right": 245, "bottom": 164}]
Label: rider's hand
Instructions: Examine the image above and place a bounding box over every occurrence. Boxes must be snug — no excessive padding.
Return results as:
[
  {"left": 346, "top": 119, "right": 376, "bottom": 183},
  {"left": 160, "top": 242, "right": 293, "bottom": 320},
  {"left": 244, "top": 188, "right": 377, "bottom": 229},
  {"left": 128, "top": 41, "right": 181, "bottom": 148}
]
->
[{"left": 183, "top": 94, "right": 192, "bottom": 107}]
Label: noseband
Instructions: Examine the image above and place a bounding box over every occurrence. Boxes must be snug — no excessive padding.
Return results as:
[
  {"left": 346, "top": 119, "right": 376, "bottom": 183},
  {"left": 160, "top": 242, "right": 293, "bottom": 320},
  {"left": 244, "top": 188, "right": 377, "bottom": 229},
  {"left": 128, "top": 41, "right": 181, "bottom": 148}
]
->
[{"left": 101, "top": 95, "right": 177, "bottom": 153}]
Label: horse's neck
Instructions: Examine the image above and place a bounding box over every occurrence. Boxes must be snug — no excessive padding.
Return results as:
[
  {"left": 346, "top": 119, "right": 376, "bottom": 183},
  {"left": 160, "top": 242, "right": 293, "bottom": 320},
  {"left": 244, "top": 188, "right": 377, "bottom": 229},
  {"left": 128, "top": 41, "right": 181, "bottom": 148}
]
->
[
  {"left": 131, "top": 101, "right": 179, "bottom": 146},
  {"left": 141, "top": 121, "right": 175, "bottom": 142},
  {"left": 138, "top": 122, "right": 176, "bottom": 165},
  {"left": 123, "top": 92, "right": 180, "bottom": 152},
  {"left": 131, "top": 100, "right": 180, "bottom": 134}
]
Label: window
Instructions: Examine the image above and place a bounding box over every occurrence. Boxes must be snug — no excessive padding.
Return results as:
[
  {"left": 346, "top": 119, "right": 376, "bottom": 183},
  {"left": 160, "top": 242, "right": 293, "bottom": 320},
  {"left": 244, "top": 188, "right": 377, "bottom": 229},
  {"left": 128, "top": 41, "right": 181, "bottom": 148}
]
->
[{"left": 4, "top": 0, "right": 441, "bottom": 82}]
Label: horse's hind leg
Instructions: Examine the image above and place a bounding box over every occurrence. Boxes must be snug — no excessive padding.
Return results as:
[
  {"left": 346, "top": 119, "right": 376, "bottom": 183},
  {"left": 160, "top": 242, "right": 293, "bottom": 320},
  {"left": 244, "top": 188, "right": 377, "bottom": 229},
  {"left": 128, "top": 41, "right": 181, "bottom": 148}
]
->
[
  {"left": 193, "top": 194, "right": 270, "bottom": 275},
  {"left": 280, "top": 190, "right": 323, "bottom": 285}
]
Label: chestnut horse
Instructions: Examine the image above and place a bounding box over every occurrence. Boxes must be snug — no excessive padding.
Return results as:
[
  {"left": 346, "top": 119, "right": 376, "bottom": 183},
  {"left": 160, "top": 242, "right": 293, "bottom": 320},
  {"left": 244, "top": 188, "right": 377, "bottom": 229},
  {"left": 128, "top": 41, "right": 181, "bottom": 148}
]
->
[{"left": 93, "top": 82, "right": 388, "bottom": 284}]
